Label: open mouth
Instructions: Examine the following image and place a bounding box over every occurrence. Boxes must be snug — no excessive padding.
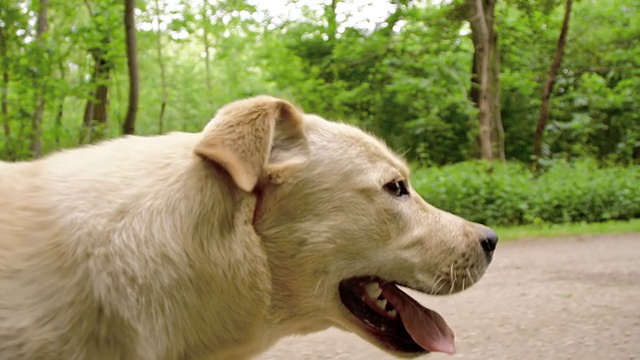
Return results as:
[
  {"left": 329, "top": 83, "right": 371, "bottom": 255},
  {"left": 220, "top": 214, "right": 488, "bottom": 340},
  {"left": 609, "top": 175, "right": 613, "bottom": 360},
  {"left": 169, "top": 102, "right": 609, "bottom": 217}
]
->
[{"left": 338, "top": 276, "right": 456, "bottom": 355}]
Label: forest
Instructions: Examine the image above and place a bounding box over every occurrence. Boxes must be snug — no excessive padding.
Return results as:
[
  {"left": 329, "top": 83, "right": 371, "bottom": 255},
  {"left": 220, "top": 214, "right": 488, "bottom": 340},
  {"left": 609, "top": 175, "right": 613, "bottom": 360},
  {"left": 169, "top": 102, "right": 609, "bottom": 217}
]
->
[{"left": 1, "top": 0, "right": 639, "bottom": 226}]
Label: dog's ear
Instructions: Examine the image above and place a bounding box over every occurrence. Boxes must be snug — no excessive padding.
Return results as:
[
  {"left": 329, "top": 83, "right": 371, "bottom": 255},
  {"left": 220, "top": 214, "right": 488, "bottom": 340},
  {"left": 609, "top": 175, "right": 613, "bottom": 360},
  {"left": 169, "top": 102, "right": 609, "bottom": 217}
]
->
[{"left": 194, "top": 96, "right": 309, "bottom": 192}]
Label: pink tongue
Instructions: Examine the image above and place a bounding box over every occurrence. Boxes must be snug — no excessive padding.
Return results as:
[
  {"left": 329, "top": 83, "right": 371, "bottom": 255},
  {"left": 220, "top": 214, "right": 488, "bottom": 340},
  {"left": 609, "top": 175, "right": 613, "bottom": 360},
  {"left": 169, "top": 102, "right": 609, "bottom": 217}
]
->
[{"left": 380, "top": 283, "right": 456, "bottom": 355}]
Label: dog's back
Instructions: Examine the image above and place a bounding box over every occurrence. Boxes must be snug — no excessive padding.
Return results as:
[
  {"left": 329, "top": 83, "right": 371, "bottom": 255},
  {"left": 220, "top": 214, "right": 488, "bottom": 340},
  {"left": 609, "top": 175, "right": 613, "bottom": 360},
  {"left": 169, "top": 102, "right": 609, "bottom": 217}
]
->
[
  {"left": 0, "top": 131, "right": 272, "bottom": 359},
  {"left": 0, "top": 139, "right": 165, "bottom": 359},
  {"left": 0, "top": 134, "right": 202, "bottom": 359}
]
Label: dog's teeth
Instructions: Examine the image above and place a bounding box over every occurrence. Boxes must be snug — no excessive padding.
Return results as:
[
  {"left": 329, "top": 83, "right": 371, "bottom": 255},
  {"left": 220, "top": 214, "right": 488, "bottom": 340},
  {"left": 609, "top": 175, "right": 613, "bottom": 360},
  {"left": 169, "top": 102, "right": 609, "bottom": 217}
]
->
[
  {"left": 364, "top": 282, "right": 382, "bottom": 299},
  {"left": 364, "top": 319, "right": 374, "bottom": 327},
  {"left": 376, "top": 299, "right": 387, "bottom": 309},
  {"left": 387, "top": 309, "right": 397, "bottom": 318}
]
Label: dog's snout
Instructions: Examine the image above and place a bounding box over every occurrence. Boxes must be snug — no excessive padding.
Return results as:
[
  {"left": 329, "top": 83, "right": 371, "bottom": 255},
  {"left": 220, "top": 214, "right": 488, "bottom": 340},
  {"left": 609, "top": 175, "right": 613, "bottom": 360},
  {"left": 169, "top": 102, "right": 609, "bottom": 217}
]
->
[{"left": 480, "top": 230, "right": 498, "bottom": 258}]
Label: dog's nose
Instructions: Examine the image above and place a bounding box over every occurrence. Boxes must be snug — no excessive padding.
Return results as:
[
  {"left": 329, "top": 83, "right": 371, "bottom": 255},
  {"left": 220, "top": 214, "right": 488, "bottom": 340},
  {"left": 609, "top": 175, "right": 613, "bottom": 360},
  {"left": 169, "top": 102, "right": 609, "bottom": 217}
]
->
[{"left": 480, "top": 230, "right": 498, "bottom": 258}]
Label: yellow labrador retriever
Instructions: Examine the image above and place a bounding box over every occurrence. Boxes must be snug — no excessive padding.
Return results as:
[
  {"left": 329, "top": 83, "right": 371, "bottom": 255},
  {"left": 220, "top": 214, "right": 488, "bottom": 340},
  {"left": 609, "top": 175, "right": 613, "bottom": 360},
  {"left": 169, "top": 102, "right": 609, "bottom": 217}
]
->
[{"left": 0, "top": 96, "right": 497, "bottom": 359}]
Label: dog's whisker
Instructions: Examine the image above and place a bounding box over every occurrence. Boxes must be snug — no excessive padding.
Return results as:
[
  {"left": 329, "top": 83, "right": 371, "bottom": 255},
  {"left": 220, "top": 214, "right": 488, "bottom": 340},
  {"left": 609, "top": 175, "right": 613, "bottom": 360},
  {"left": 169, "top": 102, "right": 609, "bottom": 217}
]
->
[
  {"left": 432, "top": 276, "right": 445, "bottom": 295},
  {"left": 431, "top": 276, "right": 445, "bottom": 295},
  {"left": 313, "top": 278, "right": 323, "bottom": 296},
  {"left": 323, "top": 281, "right": 330, "bottom": 303},
  {"left": 466, "top": 268, "right": 474, "bottom": 285},
  {"left": 436, "top": 279, "right": 447, "bottom": 295},
  {"left": 448, "top": 264, "right": 458, "bottom": 294}
]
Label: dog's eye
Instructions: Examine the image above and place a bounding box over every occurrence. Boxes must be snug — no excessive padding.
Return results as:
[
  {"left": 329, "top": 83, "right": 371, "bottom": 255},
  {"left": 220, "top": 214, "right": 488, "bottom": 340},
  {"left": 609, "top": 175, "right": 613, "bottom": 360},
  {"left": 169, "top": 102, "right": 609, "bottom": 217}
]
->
[{"left": 384, "top": 180, "right": 409, "bottom": 197}]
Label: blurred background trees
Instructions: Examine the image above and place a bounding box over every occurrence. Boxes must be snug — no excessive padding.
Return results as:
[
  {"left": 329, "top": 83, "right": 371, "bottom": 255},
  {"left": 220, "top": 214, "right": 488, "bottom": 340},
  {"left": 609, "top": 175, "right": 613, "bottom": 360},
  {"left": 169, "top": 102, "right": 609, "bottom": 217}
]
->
[{"left": 0, "top": 0, "right": 638, "bottom": 165}]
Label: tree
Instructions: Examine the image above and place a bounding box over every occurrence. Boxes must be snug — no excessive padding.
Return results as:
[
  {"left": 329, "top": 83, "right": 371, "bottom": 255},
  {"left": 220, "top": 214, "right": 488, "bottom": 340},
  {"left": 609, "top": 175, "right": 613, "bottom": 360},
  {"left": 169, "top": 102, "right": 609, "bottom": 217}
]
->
[
  {"left": 82, "top": 44, "right": 112, "bottom": 142},
  {"left": 0, "top": 6, "right": 12, "bottom": 158},
  {"left": 30, "top": 0, "right": 50, "bottom": 158},
  {"left": 325, "top": 0, "right": 338, "bottom": 44},
  {"left": 533, "top": 0, "right": 573, "bottom": 165},
  {"left": 80, "top": 2, "right": 114, "bottom": 144},
  {"left": 153, "top": 0, "right": 168, "bottom": 133},
  {"left": 463, "top": 0, "right": 504, "bottom": 162},
  {"left": 0, "top": 0, "right": 637, "bottom": 165},
  {"left": 201, "top": 0, "right": 214, "bottom": 111},
  {"left": 123, "top": 0, "right": 139, "bottom": 135}
]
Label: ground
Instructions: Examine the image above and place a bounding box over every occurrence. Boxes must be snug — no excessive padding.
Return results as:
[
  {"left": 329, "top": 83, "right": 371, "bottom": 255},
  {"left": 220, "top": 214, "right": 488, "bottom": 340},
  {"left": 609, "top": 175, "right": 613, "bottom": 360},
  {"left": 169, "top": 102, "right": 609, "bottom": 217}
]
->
[{"left": 258, "top": 233, "right": 640, "bottom": 360}]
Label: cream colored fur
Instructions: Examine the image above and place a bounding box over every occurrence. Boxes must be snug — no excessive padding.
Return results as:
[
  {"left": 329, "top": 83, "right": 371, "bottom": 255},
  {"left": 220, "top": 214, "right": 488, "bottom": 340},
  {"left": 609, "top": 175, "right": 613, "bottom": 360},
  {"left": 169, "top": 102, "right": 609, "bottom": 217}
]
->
[{"left": 0, "top": 96, "right": 493, "bottom": 359}]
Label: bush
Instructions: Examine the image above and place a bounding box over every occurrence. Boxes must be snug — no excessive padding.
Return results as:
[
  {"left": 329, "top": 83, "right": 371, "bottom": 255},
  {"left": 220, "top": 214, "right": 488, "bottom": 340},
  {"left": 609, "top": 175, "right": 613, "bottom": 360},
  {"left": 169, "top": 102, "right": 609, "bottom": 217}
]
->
[{"left": 411, "top": 160, "right": 640, "bottom": 227}]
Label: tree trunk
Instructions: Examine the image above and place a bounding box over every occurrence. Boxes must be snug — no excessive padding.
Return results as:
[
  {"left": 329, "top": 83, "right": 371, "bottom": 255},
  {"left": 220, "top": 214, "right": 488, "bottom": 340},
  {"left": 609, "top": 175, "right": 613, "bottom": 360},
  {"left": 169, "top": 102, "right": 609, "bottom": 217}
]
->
[
  {"left": 122, "top": 0, "right": 139, "bottom": 135},
  {"left": 326, "top": 0, "right": 338, "bottom": 43},
  {"left": 467, "top": 0, "right": 501, "bottom": 162},
  {"left": 54, "top": 61, "right": 66, "bottom": 149},
  {"left": 325, "top": 0, "right": 339, "bottom": 82},
  {"left": 54, "top": 101, "right": 64, "bottom": 149},
  {"left": 533, "top": 0, "right": 573, "bottom": 165},
  {"left": 0, "top": 22, "right": 12, "bottom": 159},
  {"left": 81, "top": 46, "right": 111, "bottom": 144},
  {"left": 30, "top": 0, "right": 49, "bottom": 158},
  {"left": 490, "top": 30, "right": 505, "bottom": 161},
  {"left": 154, "top": 0, "right": 168, "bottom": 134},
  {"left": 80, "top": 2, "right": 113, "bottom": 144},
  {"left": 202, "top": 1, "right": 214, "bottom": 111}
]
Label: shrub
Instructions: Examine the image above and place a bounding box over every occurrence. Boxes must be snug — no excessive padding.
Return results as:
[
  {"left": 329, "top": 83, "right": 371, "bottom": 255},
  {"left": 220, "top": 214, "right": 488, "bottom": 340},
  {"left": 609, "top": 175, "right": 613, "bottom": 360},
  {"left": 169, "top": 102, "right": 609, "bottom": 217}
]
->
[{"left": 411, "top": 160, "right": 640, "bottom": 227}]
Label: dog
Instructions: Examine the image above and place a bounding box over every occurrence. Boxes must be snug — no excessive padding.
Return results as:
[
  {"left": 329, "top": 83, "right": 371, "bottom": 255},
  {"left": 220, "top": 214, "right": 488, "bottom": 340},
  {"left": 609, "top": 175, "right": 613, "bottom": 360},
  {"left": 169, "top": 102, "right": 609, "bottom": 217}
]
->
[{"left": 0, "top": 96, "right": 497, "bottom": 359}]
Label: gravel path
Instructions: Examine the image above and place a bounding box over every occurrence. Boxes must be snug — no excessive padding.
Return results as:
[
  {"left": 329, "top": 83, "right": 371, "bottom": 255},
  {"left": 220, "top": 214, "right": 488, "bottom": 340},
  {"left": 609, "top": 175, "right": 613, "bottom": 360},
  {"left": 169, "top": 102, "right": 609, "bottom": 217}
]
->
[{"left": 258, "top": 233, "right": 640, "bottom": 360}]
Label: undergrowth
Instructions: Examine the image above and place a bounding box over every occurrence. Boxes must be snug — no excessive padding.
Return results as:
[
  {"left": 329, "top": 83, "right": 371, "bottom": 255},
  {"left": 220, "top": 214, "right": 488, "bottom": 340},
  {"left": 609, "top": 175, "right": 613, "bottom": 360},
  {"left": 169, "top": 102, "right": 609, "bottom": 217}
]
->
[{"left": 411, "top": 160, "right": 640, "bottom": 226}]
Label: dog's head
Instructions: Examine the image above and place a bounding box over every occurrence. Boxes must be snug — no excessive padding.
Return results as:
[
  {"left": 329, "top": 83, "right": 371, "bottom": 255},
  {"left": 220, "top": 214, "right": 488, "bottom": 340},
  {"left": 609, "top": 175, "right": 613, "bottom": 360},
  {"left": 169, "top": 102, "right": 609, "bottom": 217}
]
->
[{"left": 195, "top": 96, "right": 497, "bottom": 357}]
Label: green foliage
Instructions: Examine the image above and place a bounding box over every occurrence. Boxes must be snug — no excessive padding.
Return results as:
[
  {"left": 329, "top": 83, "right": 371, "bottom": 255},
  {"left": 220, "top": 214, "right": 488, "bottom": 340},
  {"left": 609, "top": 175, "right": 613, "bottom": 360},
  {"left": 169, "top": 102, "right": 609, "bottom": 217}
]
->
[
  {"left": 0, "top": 0, "right": 638, "bottom": 213},
  {"left": 412, "top": 160, "right": 640, "bottom": 226},
  {"left": 498, "top": 0, "right": 640, "bottom": 163},
  {"left": 256, "top": 2, "right": 478, "bottom": 166}
]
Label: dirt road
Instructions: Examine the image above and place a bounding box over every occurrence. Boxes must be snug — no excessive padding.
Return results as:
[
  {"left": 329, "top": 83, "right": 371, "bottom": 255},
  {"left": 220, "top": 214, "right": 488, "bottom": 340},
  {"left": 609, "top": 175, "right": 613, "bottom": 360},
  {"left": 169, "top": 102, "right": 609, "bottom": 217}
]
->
[{"left": 258, "top": 233, "right": 640, "bottom": 360}]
